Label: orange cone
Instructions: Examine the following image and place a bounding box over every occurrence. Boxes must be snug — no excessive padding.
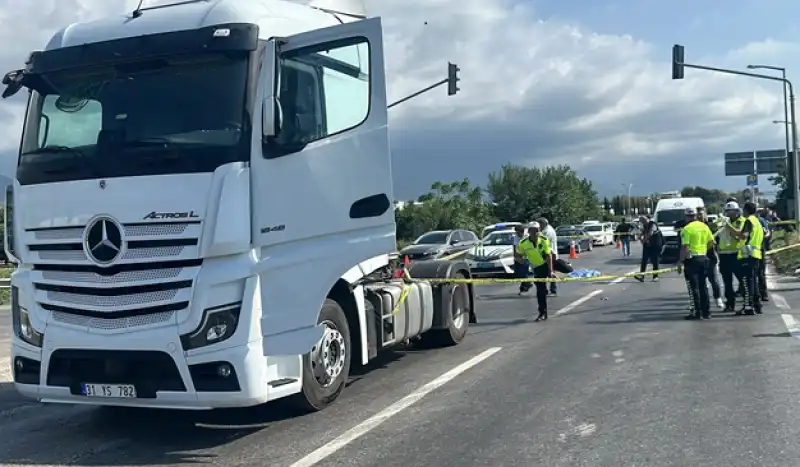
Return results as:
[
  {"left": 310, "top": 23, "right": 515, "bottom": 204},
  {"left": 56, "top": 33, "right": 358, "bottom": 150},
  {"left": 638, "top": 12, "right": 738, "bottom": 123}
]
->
[{"left": 569, "top": 240, "right": 579, "bottom": 259}]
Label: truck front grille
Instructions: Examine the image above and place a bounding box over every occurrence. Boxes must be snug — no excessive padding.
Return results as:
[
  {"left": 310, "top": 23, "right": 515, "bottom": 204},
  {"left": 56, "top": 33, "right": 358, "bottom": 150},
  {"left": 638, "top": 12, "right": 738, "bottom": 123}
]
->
[{"left": 25, "top": 221, "right": 202, "bottom": 329}]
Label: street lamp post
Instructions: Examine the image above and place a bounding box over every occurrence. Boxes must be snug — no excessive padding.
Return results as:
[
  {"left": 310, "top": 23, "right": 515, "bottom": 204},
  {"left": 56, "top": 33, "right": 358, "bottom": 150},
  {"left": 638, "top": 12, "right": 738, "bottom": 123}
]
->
[
  {"left": 750, "top": 65, "right": 794, "bottom": 216},
  {"left": 620, "top": 183, "right": 633, "bottom": 217}
]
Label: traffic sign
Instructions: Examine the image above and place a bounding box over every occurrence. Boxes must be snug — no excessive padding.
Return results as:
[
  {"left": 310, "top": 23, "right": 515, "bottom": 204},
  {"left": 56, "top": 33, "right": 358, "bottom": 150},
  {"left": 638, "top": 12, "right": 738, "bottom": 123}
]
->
[
  {"left": 755, "top": 149, "right": 786, "bottom": 174},
  {"left": 746, "top": 174, "right": 758, "bottom": 187},
  {"left": 725, "top": 152, "right": 755, "bottom": 176}
]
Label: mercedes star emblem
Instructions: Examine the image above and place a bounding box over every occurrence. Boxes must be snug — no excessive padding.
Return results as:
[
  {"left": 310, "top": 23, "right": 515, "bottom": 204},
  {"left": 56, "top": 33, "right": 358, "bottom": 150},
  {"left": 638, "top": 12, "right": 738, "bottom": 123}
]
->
[
  {"left": 84, "top": 217, "right": 124, "bottom": 265},
  {"left": 99, "top": 180, "right": 106, "bottom": 189}
]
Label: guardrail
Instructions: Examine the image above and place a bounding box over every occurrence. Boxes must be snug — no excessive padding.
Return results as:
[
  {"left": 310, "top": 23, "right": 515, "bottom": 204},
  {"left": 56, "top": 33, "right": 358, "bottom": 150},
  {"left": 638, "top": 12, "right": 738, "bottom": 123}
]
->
[{"left": 0, "top": 278, "right": 9, "bottom": 288}]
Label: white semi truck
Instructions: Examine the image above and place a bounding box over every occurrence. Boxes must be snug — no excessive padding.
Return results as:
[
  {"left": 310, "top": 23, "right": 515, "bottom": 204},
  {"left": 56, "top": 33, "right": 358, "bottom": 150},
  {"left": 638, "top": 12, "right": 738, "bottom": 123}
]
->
[{"left": 1, "top": 0, "right": 476, "bottom": 411}]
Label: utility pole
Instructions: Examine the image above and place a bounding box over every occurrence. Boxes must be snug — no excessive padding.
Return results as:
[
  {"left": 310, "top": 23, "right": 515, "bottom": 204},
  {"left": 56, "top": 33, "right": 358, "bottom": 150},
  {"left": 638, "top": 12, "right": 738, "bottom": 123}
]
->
[{"left": 672, "top": 44, "right": 800, "bottom": 220}]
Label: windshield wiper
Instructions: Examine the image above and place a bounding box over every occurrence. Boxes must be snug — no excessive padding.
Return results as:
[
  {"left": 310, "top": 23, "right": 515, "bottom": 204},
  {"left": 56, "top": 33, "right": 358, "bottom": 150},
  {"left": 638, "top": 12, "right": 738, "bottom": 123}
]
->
[{"left": 21, "top": 145, "right": 88, "bottom": 159}]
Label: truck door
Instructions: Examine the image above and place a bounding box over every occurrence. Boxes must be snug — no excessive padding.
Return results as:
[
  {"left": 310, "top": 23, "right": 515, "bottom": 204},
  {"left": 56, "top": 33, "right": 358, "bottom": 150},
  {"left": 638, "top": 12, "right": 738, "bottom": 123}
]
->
[{"left": 251, "top": 18, "right": 395, "bottom": 355}]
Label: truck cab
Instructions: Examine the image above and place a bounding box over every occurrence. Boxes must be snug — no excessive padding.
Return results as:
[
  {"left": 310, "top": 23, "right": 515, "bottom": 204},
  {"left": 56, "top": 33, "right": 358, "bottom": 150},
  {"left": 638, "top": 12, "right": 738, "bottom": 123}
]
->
[{"left": 2, "top": 0, "right": 474, "bottom": 411}]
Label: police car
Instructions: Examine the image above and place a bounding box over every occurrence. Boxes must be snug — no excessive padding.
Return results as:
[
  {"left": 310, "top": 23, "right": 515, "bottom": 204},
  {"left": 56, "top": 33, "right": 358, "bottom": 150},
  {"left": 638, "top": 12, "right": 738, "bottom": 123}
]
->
[{"left": 466, "top": 229, "right": 518, "bottom": 276}]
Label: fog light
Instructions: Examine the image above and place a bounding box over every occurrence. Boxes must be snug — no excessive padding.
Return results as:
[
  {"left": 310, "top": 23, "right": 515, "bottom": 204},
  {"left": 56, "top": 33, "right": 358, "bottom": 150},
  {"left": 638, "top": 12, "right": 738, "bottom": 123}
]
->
[
  {"left": 217, "top": 364, "right": 232, "bottom": 378},
  {"left": 180, "top": 302, "right": 241, "bottom": 351}
]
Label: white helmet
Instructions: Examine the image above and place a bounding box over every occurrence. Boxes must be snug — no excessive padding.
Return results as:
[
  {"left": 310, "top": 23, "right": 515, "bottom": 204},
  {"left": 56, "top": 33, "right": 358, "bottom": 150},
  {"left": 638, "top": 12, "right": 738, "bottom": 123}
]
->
[{"left": 724, "top": 201, "right": 740, "bottom": 212}]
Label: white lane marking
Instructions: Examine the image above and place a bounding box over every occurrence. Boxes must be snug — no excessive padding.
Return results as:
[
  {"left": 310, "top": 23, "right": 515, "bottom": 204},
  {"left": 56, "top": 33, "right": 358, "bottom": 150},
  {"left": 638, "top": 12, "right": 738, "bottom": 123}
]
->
[
  {"left": 555, "top": 290, "right": 603, "bottom": 316},
  {"left": 782, "top": 314, "right": 800, "bottom": 338},
  {"left": 615, "top": 358, "right": 625, "bottom": 363},
  {"left": 288, "top": 347, "right": 502, "bottom": 467},
  {"left": 0, "top": 356, "right": 10, "bottom": 382},
  {"left": 611, "top": 350, "right": 623, "bottom": 357},
  {"left": 773, "top": 293, "right": 791, "bottom": 310},
  {"left": 590, "top": 353, "right": 601, "bottom": 358}
]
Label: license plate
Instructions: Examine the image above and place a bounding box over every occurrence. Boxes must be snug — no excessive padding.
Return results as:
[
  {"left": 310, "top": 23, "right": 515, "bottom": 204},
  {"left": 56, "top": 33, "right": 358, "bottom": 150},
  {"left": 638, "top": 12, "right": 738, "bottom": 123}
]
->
[
  {"left": 477, "top": 262, "right": 493, "bottom": 268},
  {"left": 81, "top": 383, "right": 137, "bottom": 398}
]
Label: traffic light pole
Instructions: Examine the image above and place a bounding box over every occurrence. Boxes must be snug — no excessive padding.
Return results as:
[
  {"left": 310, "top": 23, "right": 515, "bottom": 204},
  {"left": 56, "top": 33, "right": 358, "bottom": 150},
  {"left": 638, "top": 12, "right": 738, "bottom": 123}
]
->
[
  {"left": 672, "top": 46, "right": 800, "bottom": 219},
  {"left": 387, "top": 78, "right": 448, "bottom": 109},
  {"left": 388, "top": 62, "right": 460, "bottom": 109}
]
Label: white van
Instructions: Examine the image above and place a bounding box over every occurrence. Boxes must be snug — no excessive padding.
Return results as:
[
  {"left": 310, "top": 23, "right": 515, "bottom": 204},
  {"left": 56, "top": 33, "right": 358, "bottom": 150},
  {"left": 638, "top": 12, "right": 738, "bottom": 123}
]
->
[{"left": 653, "top": 197, "right": 705, "bottom": 261}]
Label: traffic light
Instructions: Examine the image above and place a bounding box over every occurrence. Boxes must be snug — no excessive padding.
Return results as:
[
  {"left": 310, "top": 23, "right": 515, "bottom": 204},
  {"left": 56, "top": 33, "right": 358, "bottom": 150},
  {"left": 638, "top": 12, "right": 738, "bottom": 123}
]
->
[
  {"left": 672, "top": 44, "right": 684, "bottom": 80},
  {"left": 447, "top": 62, "right": 460, "bottom": 95}
]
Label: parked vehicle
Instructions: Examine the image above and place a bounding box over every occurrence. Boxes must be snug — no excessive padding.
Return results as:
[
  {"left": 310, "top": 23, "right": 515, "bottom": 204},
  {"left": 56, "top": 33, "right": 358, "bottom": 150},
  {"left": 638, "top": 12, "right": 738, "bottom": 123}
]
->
[
  {"left": 582, "top": 222, "right": 614, "bottom": 245},
  {"left": 555, "top": 227, "right": 593, "bottom": 254},
  {"left": 465, "top": 229, "right": 517, "bottom": 276},
  {"left": 480, "top": 222, "right": 524, "bottom": 239},
  {"left": 400, "top": 229, "right": 480, "bottom": 261}
]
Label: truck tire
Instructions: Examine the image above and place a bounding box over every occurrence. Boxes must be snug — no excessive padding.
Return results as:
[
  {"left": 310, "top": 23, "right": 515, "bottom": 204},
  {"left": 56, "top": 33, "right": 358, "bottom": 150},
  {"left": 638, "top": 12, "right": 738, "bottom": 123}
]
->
[
  {"left": 290, "top": 298, "right": 351, "bottom": 412},
  {"left": 407, "top": 260, "right": 472, "bottom": 347},
  {"left": 423, "top": 272, "right": 470, "bottom": 347}
]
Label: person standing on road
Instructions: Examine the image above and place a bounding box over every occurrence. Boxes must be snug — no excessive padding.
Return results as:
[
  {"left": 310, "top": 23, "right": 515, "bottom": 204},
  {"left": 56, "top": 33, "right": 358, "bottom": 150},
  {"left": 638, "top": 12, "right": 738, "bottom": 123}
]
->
[
  {"left": 697, "top": 207, "right": 724, "bottom": 309},
  {"left": 635, "top": 215, "right": 662, "bottom": 282},
  {"left": 537, "top": 217, "right": 559, "bottom": 297},
  {"left": 756, "top": 209, "right": 771, "bottom": 302},
  {"left": 724, "top": 201, "right": 765, "bottom": 316},
  {"left": 716, "top": 202, "right": 746, "bottom": 312},
  {"left": 677, "top": 207, "right": 715, "bottom": 320},
  {"left": 615, "top": 217, "right": 634, "bottom": 257},
  {"left": 513, "top": 225, "right": 532, "bottom": 295},
  {"left": 518, "top": 222, "right": 554, "bottom": 322}
]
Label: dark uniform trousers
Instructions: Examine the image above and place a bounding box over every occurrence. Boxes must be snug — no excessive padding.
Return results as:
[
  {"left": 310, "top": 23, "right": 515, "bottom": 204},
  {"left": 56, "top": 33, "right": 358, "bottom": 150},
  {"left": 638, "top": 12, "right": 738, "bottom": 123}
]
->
[
  {"left": 533, "top": 264, "right": 550, "bottom": 313},
  {"left": 684, "top": 256, "right": 710, "bottom": 318},
  {"left": 739, "top": 257, "right": 763, "bottom": 313},
  {"left": 758, "top": 238, "right": 769, "bottom": 300},
  {"left": 718, "top": 253, "right": 741, "bottom": 309}
]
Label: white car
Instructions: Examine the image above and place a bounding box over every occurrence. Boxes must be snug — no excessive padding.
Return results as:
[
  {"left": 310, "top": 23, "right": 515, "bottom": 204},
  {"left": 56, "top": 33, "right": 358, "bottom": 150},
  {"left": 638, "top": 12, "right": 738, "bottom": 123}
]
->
[
  {"left": 583, "top": 222, "right": 614, "bottom": 245},
  {"left": 466, "top": 230, "right": 518, "bottom": 276}
]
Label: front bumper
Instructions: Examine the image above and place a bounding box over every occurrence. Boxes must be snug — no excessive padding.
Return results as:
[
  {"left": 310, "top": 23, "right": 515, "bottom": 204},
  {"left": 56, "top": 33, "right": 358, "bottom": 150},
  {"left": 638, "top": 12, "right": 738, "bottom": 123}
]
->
[
  {"left": 466, "top": 257, "right": 514, "bottom": 276},
  {"left": 11, "top": 325, "right": 296, "bottom": 410}
]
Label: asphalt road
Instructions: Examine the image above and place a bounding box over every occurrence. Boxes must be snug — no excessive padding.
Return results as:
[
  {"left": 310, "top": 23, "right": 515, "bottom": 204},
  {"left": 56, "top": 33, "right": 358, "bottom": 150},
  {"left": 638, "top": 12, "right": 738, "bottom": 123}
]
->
[{"left": 3, "top": 245, "right": 800, "bottom": 466}]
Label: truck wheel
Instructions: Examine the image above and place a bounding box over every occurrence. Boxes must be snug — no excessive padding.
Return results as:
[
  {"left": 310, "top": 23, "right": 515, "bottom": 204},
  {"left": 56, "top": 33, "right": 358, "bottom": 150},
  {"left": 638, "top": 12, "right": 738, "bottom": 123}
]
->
[
  {"left": 423, "top": 272, "right": 470, "bottom": 347},
  {"left": 291, "top": 298, "right": 351, "bottom": 412}
]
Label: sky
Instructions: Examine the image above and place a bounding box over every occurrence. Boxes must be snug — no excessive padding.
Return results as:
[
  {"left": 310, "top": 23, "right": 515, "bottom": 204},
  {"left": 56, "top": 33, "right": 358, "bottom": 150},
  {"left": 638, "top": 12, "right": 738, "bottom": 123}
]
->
[{"left": 1, "top": 0, "right": 800, "bottom": 200}]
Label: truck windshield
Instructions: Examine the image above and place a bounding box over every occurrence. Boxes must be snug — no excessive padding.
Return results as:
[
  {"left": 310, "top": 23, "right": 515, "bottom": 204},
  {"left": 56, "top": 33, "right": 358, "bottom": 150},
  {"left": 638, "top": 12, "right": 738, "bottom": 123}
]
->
[
  {"left": 17, "top": 53, "right": 250, "bottom": 185},
  {"left": 655, "top": 209, "right": 686, "bottom": 226}
]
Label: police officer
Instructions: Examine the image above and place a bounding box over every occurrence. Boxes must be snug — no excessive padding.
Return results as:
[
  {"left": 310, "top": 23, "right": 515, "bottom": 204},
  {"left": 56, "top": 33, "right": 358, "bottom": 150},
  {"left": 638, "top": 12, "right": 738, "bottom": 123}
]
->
[
  {"left": 724, "top": 201, "right": 765, "bottom": 316},
  {"left": 518, "top": 222, "right": 554, "bottom": 322},
  {"left": 513, "top": 225, "right": 532, "bottom": 295},
  {"left": 716, "top": 201, "right": 745, "bottom": 312},
  {"left": 678, "top": 207, "right": 715, "bottom": 320},
  {"left": 697, "top": 207, "right": 723, "bottom": 309}
]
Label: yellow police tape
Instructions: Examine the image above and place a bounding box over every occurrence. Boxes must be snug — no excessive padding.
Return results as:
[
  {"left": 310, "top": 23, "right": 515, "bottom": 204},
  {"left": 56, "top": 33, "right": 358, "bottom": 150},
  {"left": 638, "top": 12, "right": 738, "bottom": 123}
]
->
[{"left": 390, "top": 242, "right": 800, "bottom": 314}]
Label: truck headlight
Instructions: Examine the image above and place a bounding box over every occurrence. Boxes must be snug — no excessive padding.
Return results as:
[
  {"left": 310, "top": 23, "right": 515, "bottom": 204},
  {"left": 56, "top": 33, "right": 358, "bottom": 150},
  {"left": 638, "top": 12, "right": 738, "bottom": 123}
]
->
[
  {"left": 180, "top": 302, "right": 241, "bottom": 351},
  {"left": 11, "top": 287, "right": 42, "bottom": 347}
]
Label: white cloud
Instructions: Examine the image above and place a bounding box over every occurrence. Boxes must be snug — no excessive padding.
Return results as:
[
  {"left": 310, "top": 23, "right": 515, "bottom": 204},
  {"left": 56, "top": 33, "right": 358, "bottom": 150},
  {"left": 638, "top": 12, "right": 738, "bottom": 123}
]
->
[{"left": 0, "top": 0, "right": 794, "bottom": 196}]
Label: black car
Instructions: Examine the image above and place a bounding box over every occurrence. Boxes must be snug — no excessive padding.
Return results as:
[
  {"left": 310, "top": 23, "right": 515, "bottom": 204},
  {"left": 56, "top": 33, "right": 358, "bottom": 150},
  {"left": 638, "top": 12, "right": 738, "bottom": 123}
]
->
[
  {"left": 555, "top": 227, "right": 593, "bottom": 254},
  {"left": 399, "top": 229, "right": 480, "bottom": 261}
]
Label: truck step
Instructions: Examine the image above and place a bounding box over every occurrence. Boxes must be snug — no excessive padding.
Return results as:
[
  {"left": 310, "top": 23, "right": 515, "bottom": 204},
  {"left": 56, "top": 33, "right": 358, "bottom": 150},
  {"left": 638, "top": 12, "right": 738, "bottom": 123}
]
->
[{"left": 268, "top": 378, "right": 297, "bottom": 388}]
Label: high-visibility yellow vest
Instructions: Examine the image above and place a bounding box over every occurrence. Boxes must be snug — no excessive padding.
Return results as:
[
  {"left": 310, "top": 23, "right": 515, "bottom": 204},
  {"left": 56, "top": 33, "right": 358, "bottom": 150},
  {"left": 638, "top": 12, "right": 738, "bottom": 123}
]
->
[
  {"left": 737, "top": 215, "right": 764, "bottom": 260},
  {"left": 519, "top": 235, "right": 551, "bottom": 267},
  {"left": 718, "top": 216, "right": 745, "bottom": 253}
]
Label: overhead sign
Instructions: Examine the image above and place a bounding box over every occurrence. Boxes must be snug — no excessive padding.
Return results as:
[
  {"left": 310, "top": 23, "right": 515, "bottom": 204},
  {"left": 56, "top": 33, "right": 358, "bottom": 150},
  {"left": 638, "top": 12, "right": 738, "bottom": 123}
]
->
[
  {"left": 724, "top": 151, "right": 755, "bottom": 176},
  {"left": 746, "top": 174, "right": 758, "bottom": 187},
  {"left": 755, "top": 149, "right": 786, "bottom": 174}
]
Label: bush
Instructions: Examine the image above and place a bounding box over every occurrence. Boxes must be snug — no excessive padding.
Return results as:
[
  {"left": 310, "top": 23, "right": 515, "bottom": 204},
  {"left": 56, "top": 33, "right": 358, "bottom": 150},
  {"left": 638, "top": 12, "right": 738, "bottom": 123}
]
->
[{"left": 769, "top": 230, "right": 800, "bottom": 273}]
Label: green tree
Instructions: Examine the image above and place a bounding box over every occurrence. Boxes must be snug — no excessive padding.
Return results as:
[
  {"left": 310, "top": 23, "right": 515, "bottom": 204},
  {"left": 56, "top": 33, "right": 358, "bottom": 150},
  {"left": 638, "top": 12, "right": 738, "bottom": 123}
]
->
[
  {"left": 394, "top": 178, "right": 496, "bottom": 242},
  {"left": 486, "top": 164, "right": 601, "bottom": 226}
]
